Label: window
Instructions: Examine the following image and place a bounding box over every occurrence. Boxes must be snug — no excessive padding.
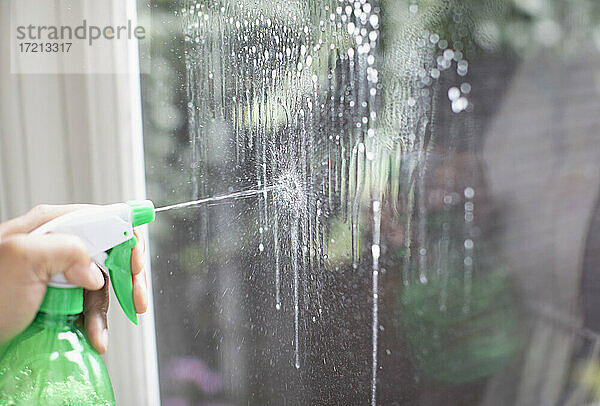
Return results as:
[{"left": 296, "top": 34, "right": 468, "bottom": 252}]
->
[{"left": 141, "top": 0, "right": 600, "bottom": 405}]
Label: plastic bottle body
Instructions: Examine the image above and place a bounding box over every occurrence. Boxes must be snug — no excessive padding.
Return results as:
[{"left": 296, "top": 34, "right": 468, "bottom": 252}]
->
[{"left": 0, "top": 312, "right": 115, "bottom": 405}]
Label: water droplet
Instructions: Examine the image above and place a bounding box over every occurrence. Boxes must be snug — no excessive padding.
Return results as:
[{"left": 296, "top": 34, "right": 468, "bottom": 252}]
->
[
  {"left": 443, "top": 48, "right": 454, "bottom": 60},
  {"left": 451, "top": 97, "right": 468, "bottom": 113},
  {"left": 371, "top": 244, "right": 380, "bottom": 259},
  {"left": 369, "top": 14, "right": 379, "bottom": 27},
  {"left": 448, "top": 87, "right": 460, "bottom": 101},
  {"left": 464, "top": 187, "right": 475, "bottom": 199}
]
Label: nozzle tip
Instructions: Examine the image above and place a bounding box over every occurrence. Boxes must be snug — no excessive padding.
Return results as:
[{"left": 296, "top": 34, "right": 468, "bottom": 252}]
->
[{"left": 127, "top": 200, "right": 155, "bottom": 226}]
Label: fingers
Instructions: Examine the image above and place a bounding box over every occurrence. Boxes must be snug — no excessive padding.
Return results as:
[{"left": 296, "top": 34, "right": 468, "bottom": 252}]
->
[
  {"left": 0, "top": 204, "right": 93, "bottom": 238},
  {"left": 84, "top": 268, "right": 110, "bottom": 354},
  {"left": 132, "top": 228, "right": 148, "bottom": 313},
  {"left": 4, "top": 233, "right": 104, "bottom": 290},
  {"left": 84, "top": 227, "right": 147, "bottom": 353}
]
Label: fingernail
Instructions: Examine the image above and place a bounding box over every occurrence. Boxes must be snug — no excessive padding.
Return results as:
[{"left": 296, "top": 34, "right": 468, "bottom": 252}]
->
[
  {"left": 140, "top": 267, "right": 148, "bottom": 288},
  {"left": 92, "top": 264, "right": 105, "bottom": 288},
  {"left": 102, "top": 328, "right": 108, "bottom": 351}
]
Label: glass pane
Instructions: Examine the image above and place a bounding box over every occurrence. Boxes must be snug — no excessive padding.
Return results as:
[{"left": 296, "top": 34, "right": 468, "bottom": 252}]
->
[{"left": 141, "top": 0, "right": 600, "bottom": 404}]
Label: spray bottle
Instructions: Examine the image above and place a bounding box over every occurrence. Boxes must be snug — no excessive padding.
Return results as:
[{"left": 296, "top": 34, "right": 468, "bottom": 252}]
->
[{"left": 0, "top": 200, "right": 155, "bottom": 405}]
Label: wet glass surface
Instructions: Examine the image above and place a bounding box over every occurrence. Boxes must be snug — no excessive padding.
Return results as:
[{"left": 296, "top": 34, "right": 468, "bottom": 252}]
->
[{"left": 141, "top": 1, "right": 600, "bottom": 404}]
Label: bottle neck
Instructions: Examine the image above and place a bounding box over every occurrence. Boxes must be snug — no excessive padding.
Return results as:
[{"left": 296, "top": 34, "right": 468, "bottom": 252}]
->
[{"left": 40, "top": 286, "right": 84, "bottom": 315}]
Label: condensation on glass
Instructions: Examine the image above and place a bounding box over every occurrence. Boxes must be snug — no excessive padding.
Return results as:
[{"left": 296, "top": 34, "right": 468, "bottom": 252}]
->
[{"left": 141, "top": 0, "right": 600, "bottom": 404}]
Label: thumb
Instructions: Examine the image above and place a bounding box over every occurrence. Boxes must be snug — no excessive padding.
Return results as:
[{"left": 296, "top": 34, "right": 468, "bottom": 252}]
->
[{"left": 10, "top": 233, "right": 105, "bottom": 290}]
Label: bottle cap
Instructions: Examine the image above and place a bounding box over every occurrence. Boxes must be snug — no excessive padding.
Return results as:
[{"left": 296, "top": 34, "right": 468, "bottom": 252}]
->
[{"left": 128, "top": 200, "right": 155, "bottom": 227}]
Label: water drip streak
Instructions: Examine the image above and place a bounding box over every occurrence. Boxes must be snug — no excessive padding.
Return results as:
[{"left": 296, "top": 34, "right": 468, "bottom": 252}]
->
[
  {"left": 155, "top": 186, "right": 277, "bottom": 213},
  {"left": 308, "top": 85, "right": 319, "bottom": 293},
  {"left": 349, "top": 52, "right": 363, "bottom": 270},
  {"left": 256, "top": 93, "right": 265, "bottom": 257},
  {"left": 371, "top": 201, "right": 382, "bottom": 406},
  {"left": 262, "top": 87, "right": 268, "bottom": 223},
  {"left": 187, "top": 63, "right": 199, "bottom": 201},
  {"left": 463, "top": 186, "right": 475, "bottom": 313},
  {"left": 300, "top": 108, "right": 310, "bottom": 312},
  {"left": 403, "top": 184, "right": 415, "bottom": 284},
  {"left": 273, "top": 198, "right": 281, "bottom": 310},
  {"left": 271, "top": 105, "right": 281, "bottom": 311},
  {"left": 340, "top": 55, "right": 350, "bottom": 222},
  {"left": 292, "top": 214, "right": 301, "bottom": 369},
  {"left": 351, "top": 142, "right": 365, "bottom": 269},
  {"left": 417, "top": 146, "right": 428, "bottom": 284},
  {"left": 463, "top": 105, "right": 477, "bottom": 314}
]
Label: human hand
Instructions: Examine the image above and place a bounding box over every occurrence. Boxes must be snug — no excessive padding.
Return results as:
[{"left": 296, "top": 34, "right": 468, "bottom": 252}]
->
[{"left": 0, "top": 204, "right": 148, "bottom": 353}]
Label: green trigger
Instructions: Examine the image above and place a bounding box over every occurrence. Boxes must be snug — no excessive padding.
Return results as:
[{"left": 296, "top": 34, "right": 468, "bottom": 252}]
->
[{"left": 105, "top": 237, "right": 138, "bottom": 325}]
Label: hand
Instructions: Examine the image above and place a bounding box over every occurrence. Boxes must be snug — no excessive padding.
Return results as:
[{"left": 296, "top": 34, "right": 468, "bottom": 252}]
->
[{"left": 0, "top": 204, "right": 148, "bottom": 353}]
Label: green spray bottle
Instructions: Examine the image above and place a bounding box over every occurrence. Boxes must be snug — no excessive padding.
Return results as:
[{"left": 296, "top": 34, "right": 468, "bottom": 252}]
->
[{"left": 0, "top": 200, "right": 155, "bottom": 405}]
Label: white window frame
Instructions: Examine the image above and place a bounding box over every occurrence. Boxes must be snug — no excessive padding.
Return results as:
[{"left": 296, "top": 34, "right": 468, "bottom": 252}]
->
[{"left": 0, "top": 1, "right": 160, "bottom": 404}]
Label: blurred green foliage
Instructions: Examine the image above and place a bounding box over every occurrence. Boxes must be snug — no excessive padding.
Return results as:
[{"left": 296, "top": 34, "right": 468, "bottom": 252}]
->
[{"left": 401, "top": 271, "right": 520, "bottom": 383}]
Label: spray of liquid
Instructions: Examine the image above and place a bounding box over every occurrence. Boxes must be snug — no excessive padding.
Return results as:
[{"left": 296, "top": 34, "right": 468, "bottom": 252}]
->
[{"left": 155, "top": 185, "right": 279, "bottom": 213}]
